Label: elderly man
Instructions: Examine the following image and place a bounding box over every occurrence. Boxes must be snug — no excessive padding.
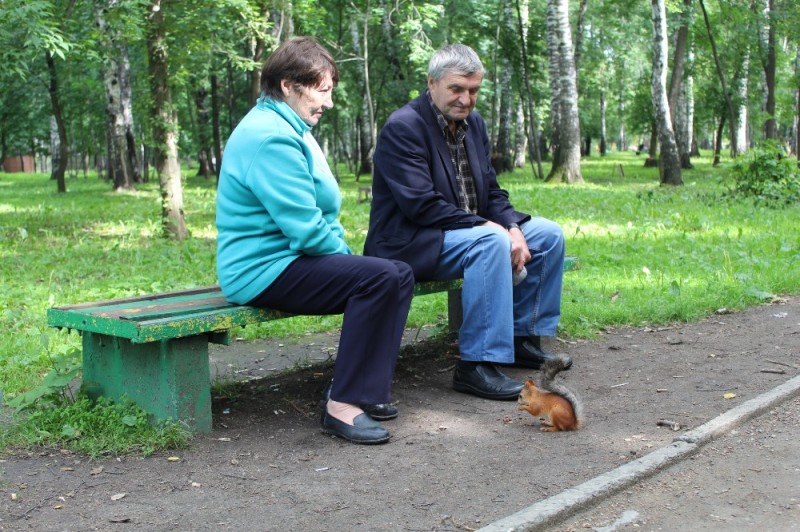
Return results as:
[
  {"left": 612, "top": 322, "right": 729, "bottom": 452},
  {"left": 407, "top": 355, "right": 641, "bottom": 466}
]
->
[{"left": 365, "top": 43, "right": 570, "bottom": 401}]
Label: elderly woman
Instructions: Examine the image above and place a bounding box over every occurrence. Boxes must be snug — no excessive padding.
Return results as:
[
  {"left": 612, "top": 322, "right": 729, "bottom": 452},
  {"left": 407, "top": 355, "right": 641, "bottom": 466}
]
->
[{"left": 216, "top": 37, "right": 414, "bottom": 445}]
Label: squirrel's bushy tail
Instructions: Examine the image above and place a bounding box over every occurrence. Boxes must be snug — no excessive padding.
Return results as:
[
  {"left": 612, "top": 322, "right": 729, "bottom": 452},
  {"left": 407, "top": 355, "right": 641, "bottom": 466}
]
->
[{"left": 539, "top": 357, "right": 584, "bottom": 429}]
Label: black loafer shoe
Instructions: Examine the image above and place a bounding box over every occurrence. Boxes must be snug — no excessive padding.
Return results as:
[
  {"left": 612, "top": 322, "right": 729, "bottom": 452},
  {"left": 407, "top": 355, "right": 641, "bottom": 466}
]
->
[
  {"left": 361, "top": 403, "right": 398, "bottom": 421},
  {"left": 320, "top": 380, "right": 399, "bottom": 420},
  {"left": 321, "top": 411, "right": 391, "bottom": 444},
  {"left": 511, "top": 337, "right": 573, "bottom": 370},
  {"left": 452, "top": 361, "right": 523, "bottom": 400}
]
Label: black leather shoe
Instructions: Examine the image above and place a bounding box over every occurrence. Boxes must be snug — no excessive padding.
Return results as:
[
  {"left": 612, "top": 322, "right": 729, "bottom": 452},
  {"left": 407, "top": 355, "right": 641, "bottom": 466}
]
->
[
  {"left": 320, "top": 380, "right": 398, "bottom": 421},
  {"left": 321, "top": 411, "right": 390, "bottom": 444},
  {"left": 361, "top": 403, "right": 399, "bottom": 421},
  {"left": 452, "top": 361, "right": 523, "bottom": 400},
  {"left": 511, "top": 336, "right": 573, "bottom": 370}
]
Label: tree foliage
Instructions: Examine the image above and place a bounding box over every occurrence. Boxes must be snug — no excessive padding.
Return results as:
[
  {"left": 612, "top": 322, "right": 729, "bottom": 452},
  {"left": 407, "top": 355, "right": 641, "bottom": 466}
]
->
[{"left": 0, "top": 0, "right": 798, "bottom": 221}]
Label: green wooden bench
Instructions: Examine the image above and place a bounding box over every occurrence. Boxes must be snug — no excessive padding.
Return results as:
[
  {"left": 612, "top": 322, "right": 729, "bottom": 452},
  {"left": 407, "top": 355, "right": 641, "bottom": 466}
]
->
[{"left": 47, "top": 256, "right": 580, "bottom": 433}]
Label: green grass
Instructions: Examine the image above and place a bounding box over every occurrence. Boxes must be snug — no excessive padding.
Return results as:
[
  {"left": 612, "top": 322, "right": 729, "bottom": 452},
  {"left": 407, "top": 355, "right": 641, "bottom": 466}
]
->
[
  {"left": 0, "top": 395, "right": 190, "bottom": 457},
  {"left": 2, "top": 150, "right": 800, "bottom": 405}
]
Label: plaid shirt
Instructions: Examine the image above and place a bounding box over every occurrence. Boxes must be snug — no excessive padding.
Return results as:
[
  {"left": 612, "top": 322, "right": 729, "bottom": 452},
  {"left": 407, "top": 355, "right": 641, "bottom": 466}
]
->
[{"left": 428, "top": 92, "right": 477, "bottom": 214}]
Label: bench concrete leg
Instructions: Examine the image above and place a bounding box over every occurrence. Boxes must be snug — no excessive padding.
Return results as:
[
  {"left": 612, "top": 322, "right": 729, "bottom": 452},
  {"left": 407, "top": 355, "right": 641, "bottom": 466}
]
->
[
  {"left": 80, "top": 332, "right": 212, "bottom": 433},
  {"left": 447, "top": 288, "right": 463, "bottom": 333}
]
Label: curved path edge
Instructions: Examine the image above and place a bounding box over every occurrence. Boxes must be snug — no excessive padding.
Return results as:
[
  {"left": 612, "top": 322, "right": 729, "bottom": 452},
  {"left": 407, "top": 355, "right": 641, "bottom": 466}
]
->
[{"left": 478, "top": 373, "right": 800, "bottom": 532}]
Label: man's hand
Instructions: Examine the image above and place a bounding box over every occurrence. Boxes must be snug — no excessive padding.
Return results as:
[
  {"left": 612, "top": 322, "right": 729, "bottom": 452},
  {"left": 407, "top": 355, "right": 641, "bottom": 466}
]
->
[
  {"left": 508, "top": 226, "right": 530, "bottom": 272},
  {"left": 480, "top": 221, "right": 530, "bottom": 272}
]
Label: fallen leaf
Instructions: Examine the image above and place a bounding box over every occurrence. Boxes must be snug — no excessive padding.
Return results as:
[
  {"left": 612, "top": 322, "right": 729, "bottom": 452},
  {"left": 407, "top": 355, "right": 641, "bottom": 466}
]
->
[
  {"left": 167, "top": 456, "right": 181, "bottom": 462},
  {"left": 110, "top": 493, "right": 127, "bottom": 501},
  {"left": 723, "top": 392, "right": 736, "bottom": 399},
  {"left": 90, "top": 466, "right": 104, "bottom": 476}
]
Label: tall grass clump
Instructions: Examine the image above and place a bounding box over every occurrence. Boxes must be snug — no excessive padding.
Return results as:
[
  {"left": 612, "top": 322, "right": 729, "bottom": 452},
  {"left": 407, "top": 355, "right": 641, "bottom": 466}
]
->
[{"left": 729, "top": 140, "right": 800, "bottom": 204}]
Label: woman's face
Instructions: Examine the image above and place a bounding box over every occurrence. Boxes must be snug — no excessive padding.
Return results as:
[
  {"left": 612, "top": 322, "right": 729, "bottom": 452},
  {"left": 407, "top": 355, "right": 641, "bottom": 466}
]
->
[{"left": 281, "top": 71, "right": 334, "bottom": 126}]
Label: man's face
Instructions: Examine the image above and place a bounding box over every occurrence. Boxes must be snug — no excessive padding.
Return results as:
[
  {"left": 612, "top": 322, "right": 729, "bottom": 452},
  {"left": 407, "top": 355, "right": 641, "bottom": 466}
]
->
[{"left": 427, "top": 72, "right": 482, "bottom": 124}]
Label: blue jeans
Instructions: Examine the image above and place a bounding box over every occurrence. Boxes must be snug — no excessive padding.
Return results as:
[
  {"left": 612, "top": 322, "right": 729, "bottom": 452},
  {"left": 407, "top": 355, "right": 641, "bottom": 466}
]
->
[{"left": 432, "top": 218, "right": 565, "bottom": 362}]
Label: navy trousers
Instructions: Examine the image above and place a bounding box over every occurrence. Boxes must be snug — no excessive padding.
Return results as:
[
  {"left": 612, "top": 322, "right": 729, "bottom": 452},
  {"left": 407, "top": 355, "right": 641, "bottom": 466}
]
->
[{"left": 248, "top": 254, "right": 414, "bottom": 405}]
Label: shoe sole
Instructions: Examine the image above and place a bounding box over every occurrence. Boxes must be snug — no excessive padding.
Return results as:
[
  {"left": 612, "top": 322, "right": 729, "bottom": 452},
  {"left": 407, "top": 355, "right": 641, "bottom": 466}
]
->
[
  {"left": 364, "top": 413, "right": 398, "bottom": 421},
  {"left": 452, "top": 382, "right": 522, "bottom": 401},
  {"left": 320, "top": 426, "right": 390, "bottom": 445}
]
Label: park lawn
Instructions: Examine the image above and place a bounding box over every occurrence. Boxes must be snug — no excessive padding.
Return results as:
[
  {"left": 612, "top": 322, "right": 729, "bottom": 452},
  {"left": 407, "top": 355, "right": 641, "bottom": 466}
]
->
[{"left": 1, "top": 150, "right": 800, "bottom": 400}]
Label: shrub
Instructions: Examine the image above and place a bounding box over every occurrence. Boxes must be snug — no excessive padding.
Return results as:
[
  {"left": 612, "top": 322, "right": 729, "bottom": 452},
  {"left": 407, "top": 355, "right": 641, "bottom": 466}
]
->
[{"left": 730, "top": 141, "right": 800, "bottom": 204}]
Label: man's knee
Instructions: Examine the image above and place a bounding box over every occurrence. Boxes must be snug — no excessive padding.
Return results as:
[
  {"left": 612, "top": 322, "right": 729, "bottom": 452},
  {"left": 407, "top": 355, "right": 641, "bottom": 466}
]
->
[{"left": 474, "top": 226, "right": 512, "bottom": 253}]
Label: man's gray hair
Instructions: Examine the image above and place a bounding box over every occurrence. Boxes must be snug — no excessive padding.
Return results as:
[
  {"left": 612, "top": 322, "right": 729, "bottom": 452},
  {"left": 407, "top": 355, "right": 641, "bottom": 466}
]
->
[{"left": 428, "top": 44, "right": 485, "bottom": 80}]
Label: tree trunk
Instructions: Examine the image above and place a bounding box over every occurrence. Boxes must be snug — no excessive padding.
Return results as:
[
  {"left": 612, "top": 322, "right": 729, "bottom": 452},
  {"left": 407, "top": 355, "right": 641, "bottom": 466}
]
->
[
  {"left": 699, "top": 0, "right": 738, "bottom": 156},
  {"left": 147, "top": 0, "right": 188, "bottom": 240},
  {"left": 651, "top": 0, "right": 682, "bottom": 185},
  {"left": 618, "top": 68, "right": 626, "bottom": 150},
  {"left": 599, "top": 91, "right": 607, "bottom": 156},
  {"left": 513, "top": 0, "right": 543, "bottom": 179},
  {"left": 735, "top": 50, "right": 750, "bottom": 152},
  {"left": 676, "top": 73, "right": 694, "bottom": 169},
  {"left": 795, "top": 44, "right": 800, "bottom": 163},
  {"left": 713, "top": 114, "right": 726, "bottom": 166},
  {"left": 667, "top": 0, "right": 692, "bottom": 169},
  {"left": 494, "top": 59, "right": 514, "bottom": 174},
  {"left": 644, "top": 123, "right": 659, "bottom": 166},
  {"left": 249, "top": 2, "right": 270, "bottom": 107},
  {"left": 546, "top": 0, "right": 583, "bottom": 184},
  {"left": 545, "top": 0, "right": 561, "bottom": 166},
  {"left": 194, "top": 87, "right": 213, "bottom": 178},
  {"left": 514, "top": 104, "right": 527, "bottom": 168},
  {"left": 46, "top": 52, "right": 67, "bottom": 193},
  {"left": 95, "top": 1, "right": 136, "bottom": 191},
  {"left": 350, "top": 12, "right": 375, "bottom": 178},
  {"left": 573, "top": 0, "right": 588, "bottom": 73},
  {"left": 211, "top": 73, "right": 222, "bottom": 180},
  {"left": 759, "top": 0, "right": 777, "bottom": 139}
]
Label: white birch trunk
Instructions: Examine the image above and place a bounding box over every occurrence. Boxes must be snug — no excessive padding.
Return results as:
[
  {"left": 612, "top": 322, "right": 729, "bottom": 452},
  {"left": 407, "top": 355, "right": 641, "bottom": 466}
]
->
[
  {"left": 651, "top": 0, "right": 682, "bottom": 185},
  {"left": 736, "top": 50, "right": 750, "bottom": 152},
  {"left": 514, "top": 104, "right": 527, "bottom": 168},
  {"left": 95, "top": 0, "right": 136, "bottom": 190},
  {"left": 546, "top": 0, "right": 583, "bottom": 183}
]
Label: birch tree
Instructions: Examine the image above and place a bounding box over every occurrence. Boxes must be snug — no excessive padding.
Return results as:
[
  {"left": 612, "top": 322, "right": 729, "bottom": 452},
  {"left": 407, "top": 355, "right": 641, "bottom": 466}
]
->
[
  {"left": 545, "top": 0, "right": 583, "bottom": 184},
  {"left": 651, "top": 0, "right": 682, "bottom": 185},
  {"left": 95, "top": 0, "right": 138, "bottom": 191},
  {"left": 667, "top": 0, "right": 692, "bottom": 169}
]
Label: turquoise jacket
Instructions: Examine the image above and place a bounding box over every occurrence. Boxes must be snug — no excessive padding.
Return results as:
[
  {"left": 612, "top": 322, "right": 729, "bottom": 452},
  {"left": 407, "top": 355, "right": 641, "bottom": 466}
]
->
[{"left": 216, "top": 98, "right": 351, "bottom": 304}]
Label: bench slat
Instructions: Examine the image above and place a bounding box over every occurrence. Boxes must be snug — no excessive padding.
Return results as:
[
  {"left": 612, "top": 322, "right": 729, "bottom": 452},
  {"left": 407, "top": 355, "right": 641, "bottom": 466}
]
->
[{"left": 48, "top": 256, "right": 580, "bottom": 344}]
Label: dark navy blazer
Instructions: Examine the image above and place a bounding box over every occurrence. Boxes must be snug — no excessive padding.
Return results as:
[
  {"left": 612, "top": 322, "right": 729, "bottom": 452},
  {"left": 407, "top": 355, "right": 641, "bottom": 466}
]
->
[{"left": 364, "top": 93, "right": 530, "bottom": 280}]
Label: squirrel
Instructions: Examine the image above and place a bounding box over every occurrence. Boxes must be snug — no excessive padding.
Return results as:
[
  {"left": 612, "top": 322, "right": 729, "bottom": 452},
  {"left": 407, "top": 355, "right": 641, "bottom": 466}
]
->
[{"left": 517, "top": 356, "right": 584, "bottom": 432}]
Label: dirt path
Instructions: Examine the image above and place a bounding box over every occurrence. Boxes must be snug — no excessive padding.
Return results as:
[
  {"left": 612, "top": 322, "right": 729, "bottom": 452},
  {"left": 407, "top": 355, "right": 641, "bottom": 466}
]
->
[{"left": 1, "top": 297, "right": 799, "bottom": 531}]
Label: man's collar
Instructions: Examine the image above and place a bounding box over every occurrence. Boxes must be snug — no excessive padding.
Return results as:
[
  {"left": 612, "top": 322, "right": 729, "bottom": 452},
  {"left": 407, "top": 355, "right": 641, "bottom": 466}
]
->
[{"left": 426, "top": 90, "right": 467, "bottom": 135}]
